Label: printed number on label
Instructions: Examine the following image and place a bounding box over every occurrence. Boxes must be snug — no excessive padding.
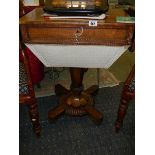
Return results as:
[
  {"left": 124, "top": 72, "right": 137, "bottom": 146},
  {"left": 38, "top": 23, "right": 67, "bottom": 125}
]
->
[{"left": 89, "top": 20, "right": 97, "bottom": 26}]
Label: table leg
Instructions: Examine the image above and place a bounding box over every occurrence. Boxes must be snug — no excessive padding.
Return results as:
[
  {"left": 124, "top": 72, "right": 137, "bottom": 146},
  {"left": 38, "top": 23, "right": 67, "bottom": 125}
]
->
[{"left": 48, "top": 68, "right": 103, "bottom": 124}]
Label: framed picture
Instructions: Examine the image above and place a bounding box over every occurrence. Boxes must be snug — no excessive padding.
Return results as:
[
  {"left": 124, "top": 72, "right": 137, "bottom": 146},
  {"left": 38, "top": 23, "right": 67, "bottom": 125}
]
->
[{"left": 23, "top": 0, "right": 39, "bottom": 6}]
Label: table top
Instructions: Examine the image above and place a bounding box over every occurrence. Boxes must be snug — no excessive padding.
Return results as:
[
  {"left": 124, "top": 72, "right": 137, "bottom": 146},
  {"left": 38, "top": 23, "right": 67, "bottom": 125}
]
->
[{"left": 19, "top": 7, "right": 133, "bottom": 27}]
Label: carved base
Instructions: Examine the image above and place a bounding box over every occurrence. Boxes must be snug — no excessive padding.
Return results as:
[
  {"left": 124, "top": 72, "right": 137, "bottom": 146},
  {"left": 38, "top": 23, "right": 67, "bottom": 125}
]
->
[
  {"left": 60, "top": 91, "right": 94, "bottom": 116},
  {"left": 48, "top": 84, "right": 103, "bottom": 124}
]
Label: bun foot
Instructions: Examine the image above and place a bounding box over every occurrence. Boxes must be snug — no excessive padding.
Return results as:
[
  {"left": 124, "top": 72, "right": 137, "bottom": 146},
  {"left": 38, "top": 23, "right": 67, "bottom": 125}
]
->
[{"left": 115, "top": 121, "right": 121, "bottom": 132}]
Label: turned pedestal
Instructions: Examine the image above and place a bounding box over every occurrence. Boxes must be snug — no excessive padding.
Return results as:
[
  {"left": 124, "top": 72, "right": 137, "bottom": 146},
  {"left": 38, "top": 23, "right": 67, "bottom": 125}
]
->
[{"left": 48, "top": 68, "right": 103, "bottom": 124}]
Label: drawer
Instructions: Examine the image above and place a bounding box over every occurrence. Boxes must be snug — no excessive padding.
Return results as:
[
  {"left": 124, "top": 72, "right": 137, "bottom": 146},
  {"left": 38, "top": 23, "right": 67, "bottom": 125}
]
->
[{"left": 20, "top": 25, "right": 133, "bottom": 45}]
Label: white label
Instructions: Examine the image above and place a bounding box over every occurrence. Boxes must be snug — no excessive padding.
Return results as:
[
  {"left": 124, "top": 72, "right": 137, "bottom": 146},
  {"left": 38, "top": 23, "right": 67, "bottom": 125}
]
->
[{"left": 89, "top": 20, "right": 97, "bottom": 26}]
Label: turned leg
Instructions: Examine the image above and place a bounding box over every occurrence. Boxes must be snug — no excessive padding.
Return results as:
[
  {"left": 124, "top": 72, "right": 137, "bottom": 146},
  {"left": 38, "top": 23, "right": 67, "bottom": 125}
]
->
[
  {"left": 28, "top": 99, "right": 41, "bottom": 137},
  {"left": 115, "top": 93, "right": 131, "bottom": 132}
]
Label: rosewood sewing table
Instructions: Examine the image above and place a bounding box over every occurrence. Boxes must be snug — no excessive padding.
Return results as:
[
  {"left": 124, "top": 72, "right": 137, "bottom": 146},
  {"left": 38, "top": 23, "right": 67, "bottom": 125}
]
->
[{"left": 19, "top": 7, "right": 134, "bottom": 124}]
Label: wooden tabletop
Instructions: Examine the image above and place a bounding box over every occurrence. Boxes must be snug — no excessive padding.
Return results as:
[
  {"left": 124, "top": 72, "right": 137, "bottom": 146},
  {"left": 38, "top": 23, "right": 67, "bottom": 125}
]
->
[{"left": 19, "top": 7, "right": 132, "bottom": 26}]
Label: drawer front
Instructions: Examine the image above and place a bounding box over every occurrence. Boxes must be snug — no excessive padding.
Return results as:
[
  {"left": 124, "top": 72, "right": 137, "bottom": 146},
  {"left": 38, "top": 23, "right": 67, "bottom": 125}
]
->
[{"left": 20, "top": 25, "right": 133, "bottom": 46}]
